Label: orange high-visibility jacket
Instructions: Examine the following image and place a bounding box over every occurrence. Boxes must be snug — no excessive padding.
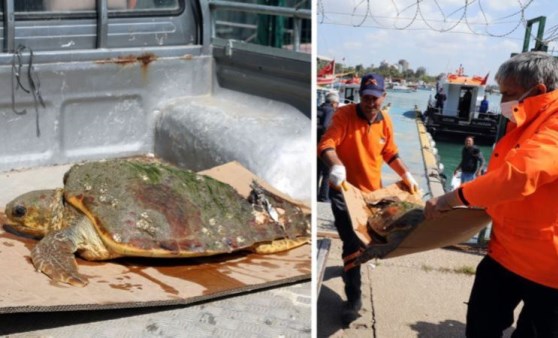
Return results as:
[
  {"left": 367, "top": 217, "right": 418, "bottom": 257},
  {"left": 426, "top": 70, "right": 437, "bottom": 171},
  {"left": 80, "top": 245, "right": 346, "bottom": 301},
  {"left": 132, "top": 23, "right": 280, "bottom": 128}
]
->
[
  {"left": 318, "top": 104, "right": 399, "bottom": 193},
  {"left": 460, "top": 89, "right": 558, "bottom": 288}
]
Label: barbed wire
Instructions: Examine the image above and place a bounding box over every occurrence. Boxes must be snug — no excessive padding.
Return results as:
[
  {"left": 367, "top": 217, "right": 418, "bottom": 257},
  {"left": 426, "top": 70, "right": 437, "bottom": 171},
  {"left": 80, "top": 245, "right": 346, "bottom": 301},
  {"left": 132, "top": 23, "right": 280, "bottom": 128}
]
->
[
  {"left": 317, "top": 0, "right": 325, "bottom": 24},
  {"left": 477, "top": 0, "right": 530, "bottom": 38},
  {"left": 393, "top": 0, "right": 420, "bottom": 30},
  {"left": 546, "top": 24, "right": 558, "bottom": 41},
  {"left": 325, "top": 11, "right": 521, "bottom": 26},
  {"left": 317, "top": 0, "right": 557, "bottom": 45},
  {"left": 350, "top": 0, "right": 370, "bottom": 27},
  {"left": 318, "top": 20, "right": 525, "bottom": 40}
]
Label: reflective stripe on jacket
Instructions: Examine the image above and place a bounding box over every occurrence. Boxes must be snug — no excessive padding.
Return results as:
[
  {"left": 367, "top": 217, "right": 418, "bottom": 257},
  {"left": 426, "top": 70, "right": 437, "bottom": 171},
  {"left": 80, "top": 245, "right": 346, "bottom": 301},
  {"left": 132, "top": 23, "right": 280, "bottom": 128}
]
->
[
  {"left": 317, "top": 104, "right": 399, "bottom": 193},
  {"left": 460, "top": 89, "right": 558, "bottom": 288}
]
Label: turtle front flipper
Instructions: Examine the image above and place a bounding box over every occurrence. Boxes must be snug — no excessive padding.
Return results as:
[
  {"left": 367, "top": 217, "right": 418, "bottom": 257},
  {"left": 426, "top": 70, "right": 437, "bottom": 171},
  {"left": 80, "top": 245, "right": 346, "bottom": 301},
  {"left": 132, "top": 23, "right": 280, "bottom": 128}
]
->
[{"left": 31, "top": 229, "right": 88, "bottom": 287}]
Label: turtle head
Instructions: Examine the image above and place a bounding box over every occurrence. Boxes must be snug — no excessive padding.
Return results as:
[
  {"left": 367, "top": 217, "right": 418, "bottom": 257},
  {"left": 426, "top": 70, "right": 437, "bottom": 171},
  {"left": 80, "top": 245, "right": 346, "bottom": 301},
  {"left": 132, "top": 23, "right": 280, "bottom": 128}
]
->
[{"left": 5, "top": 189, "right": 65, "bottom": 238}]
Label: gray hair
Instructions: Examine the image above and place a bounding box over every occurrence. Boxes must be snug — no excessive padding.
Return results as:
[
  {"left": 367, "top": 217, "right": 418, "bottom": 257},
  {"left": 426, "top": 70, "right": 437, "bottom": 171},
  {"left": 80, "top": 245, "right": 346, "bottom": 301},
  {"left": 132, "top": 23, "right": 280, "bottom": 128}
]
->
[
  {"left": 495, "top": 51, "right": 558, "bottom": 91},
  {"left": 326, "top": 92, "right": 339, "bottom": 103}
]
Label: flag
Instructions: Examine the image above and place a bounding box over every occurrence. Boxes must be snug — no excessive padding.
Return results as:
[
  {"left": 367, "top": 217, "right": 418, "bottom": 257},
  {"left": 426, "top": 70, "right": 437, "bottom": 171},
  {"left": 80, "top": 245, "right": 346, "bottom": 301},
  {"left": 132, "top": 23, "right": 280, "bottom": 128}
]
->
[
  {"left": 480, "top": 72, "right": 490, "bottom": 85},
  {"left": 318, "top": 60, "right": 335, "bottom": 77}
]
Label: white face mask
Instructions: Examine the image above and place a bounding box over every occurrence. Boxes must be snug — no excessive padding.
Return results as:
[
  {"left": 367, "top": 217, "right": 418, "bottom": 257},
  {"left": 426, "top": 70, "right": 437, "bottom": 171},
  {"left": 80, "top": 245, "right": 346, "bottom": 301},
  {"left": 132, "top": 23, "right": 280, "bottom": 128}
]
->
[
  {"left": 499, "top": 86, "right": 538, "bottom": 123},
  {"left": 500, "top": 100, "right": 518, "bottom": 123}
]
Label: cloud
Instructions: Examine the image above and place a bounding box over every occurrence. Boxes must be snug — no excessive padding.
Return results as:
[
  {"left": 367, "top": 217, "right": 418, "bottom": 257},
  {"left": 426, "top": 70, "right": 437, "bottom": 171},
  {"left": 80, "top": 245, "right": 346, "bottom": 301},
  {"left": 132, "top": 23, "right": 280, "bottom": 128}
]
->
[
  {"left": 318, "top": 0, "right": 558, "bottom": 80},
  {"left": 342, "top": 41, "right": 364, "bottom": 50},
  {"left": 483, "top": 0, "right": 525, "bottom": 12}
]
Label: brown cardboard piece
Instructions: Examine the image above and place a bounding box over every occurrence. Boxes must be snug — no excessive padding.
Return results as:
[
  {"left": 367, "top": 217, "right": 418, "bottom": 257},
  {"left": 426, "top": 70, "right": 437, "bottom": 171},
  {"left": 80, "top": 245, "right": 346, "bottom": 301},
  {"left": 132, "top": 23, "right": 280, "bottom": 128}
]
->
[
  {"left": 342, "top": 181, "right": 491, "bottom": 259},
  {"left": 0, "top": 161, "right": 310, "bottom": 313}
]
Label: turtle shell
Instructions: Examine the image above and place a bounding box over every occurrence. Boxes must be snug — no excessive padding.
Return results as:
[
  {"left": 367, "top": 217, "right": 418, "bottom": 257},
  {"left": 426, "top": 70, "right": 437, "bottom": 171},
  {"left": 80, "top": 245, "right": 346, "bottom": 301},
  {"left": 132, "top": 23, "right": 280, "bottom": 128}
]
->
[
  {"left": 366, "top": 199, "right": 424, "bottom": 244},
  {"left": 63, "top": 159, "right": 309, "bottom": 257},
  {"left": 353, "top": 199, "right": 424, "bottom": 263}
]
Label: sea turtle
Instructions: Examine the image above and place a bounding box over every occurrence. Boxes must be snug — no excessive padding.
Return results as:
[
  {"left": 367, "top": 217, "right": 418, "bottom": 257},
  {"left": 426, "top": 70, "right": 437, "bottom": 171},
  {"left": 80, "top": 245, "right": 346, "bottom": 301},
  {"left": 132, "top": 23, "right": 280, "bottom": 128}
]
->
[
  {"left": 4, "top": 159, "right": 310, "bottom": 287},
  {"left": 354, "top": 199, "right": 424, "bottom": 264}
]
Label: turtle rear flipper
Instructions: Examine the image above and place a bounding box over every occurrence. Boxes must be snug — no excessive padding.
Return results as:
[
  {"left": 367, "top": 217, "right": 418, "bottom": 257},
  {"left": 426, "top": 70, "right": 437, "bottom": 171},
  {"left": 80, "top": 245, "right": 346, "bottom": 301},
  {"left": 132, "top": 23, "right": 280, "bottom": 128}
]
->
[{"left": 31, "top": 230, "right": 88, "bottom": 287}]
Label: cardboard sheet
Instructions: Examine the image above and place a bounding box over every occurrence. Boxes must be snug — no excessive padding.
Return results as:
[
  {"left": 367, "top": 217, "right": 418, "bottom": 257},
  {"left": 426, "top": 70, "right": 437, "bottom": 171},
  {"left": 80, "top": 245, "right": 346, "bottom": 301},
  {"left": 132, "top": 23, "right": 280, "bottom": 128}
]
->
[
  {"left": 342, "top": 181, "right": 491, "bottom": 259},
  {"left": 384, "top": 207, "right": 490, "bottom": 258},
  {"left": 0, "top": 161, "right": 310, "bottom": 313}
]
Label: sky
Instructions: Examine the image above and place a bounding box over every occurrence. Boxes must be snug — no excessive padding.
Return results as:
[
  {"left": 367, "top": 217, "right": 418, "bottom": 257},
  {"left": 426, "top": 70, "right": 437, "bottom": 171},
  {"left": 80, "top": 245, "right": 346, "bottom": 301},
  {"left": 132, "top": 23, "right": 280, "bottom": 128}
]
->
[{"left": 317, "top": 0, "right": 558, "bottom": 85}]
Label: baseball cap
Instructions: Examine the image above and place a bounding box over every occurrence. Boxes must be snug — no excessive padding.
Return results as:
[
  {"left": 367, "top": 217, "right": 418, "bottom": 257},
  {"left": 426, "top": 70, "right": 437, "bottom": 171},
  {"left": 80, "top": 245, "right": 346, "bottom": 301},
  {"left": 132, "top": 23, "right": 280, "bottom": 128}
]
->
[{"left": 359, "top": 73, "right": 385, "bottom": 97}]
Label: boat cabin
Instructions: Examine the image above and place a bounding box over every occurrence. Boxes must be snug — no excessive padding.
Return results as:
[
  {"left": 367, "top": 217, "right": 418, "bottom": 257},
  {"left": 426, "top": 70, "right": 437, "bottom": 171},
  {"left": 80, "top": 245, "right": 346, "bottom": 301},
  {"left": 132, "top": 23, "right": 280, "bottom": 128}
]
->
[
  {"left": 338, "top": 82, "right": 360, "bottom": 104},
  {"left": 423, "top": 69, "right": 501, "bottom": 144},
  {"left": 444, "top": 85, "right": 480, "bottom": 121}
]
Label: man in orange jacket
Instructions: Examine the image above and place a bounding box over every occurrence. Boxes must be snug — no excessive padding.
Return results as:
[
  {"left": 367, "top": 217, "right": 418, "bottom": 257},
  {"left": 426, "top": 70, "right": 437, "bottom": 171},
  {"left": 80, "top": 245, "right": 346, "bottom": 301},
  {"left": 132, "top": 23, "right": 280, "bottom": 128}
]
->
[
  {"left": 318, "top": 73, "right": 419, "bottom": 325},
  {"left": 425, "top": 52, "right": 558, "bottom": 337}
]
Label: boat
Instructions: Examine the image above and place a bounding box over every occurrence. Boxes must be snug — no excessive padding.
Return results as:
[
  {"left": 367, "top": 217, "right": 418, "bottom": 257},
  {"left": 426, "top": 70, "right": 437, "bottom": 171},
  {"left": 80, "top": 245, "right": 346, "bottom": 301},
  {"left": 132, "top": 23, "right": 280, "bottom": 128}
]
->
[
  {"left": 422, "top": 66, "right": 501, "bottom": 144},
  {"left": 386, "top": 81, "right": 415, "bottom": 93},
  {"left": 335, "top": 77, "right": 361, "bottom": 104},
  {"left": 388, "top": 85, "right": 414, "bottom": 93},
  {"left": 416, "top": 84, "right": 435, "bottom": 91},
  {"left": 316, "top": 57, "right": 359, "bottom": 105}
]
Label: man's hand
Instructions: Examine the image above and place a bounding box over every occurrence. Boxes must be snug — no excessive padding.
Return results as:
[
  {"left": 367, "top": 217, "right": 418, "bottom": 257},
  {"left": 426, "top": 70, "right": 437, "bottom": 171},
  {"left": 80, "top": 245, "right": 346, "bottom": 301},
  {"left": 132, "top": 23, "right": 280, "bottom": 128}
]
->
[
  {"left": 329, "top": 164, "right": 346, "bottom": 189},
  {"left": 424, "top": 190, "right": 464, "bottom": 220},
  {"left": 401, "top": 172, "right": 419, "bottom": 194}
]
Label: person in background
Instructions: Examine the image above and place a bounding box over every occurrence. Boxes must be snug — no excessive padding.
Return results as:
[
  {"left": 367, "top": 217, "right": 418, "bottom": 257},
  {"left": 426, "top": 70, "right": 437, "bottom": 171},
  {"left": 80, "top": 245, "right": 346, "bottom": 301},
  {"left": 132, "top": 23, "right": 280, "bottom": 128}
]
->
[
  {"left": 459, "top": 89, "right": 473, "bottom": 118},
  {"left": 317, "top": 92, "right": 339, "bottom": 202},
  {"left": 454, "top": 136, "right": 485, "bottom": 184},
  {"left": 318, "top": 73, "right": 419, "bottom": 325},
  {"left": 435, "top": 88, "right": 447, "bottom": 111},
  {"left": 425, "top": 51, "right": 558, "bottom": 337},
  {"left": 479, "top": 95, "right": 489, "bottom": 113}
]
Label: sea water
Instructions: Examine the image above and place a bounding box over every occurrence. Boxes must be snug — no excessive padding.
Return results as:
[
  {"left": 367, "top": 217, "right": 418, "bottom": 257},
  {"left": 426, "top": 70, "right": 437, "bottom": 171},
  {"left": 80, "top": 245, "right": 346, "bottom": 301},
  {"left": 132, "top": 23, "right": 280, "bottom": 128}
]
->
[
  {"left": 384, "top": 89, "right": 500, "bottom": 243},
  {"left": 384, "top": 89, "right": 500, "bottom": 191}
]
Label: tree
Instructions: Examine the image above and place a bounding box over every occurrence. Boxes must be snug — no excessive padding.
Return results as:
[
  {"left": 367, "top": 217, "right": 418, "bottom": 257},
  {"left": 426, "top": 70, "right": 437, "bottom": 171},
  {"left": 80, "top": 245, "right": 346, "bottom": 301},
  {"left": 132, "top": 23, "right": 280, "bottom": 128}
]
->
[
  {"left": 334, "top": 62, "right": 344, "bottom": 74},
  {"left": 404, "top": 69, "right": 414, "bottom": 79},
  {"left": 355, "top": 64, "right": 364, "bottom": 76},
  {"left": 415, "top": 66, "right": 426, "bottom": 78},
  {"left": 398, "top": 59, "right": 409, "bottom": 72},
  {"left": 316, "top": 60, "right": 441, "bottom": 86}
]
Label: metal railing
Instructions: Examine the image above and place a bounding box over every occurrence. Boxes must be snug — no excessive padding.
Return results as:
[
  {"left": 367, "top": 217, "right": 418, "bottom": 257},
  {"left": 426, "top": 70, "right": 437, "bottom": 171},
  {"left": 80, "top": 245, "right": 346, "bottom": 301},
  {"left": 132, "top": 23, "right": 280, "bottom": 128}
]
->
[{"left": 208, "top": 0, "right": 311, "bottom": 52}]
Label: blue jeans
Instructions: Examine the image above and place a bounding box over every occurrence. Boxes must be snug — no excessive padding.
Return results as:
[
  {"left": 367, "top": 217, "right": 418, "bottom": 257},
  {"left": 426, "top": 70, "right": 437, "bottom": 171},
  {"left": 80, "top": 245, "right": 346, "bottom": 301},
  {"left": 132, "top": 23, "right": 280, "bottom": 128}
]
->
[{"left": 461, "top": 171, "right": 476, "bottom": 184}]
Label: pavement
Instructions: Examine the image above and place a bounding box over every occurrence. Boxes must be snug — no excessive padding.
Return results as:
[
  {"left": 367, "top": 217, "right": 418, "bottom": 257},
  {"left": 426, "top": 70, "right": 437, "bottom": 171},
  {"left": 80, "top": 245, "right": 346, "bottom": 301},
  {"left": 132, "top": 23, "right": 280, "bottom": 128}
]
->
[
  {"left": 316, "top": 200, "right": 517, "bottom": 338},
  {"left": 1, "top": 281, "right": 311, "bottom": 337}
]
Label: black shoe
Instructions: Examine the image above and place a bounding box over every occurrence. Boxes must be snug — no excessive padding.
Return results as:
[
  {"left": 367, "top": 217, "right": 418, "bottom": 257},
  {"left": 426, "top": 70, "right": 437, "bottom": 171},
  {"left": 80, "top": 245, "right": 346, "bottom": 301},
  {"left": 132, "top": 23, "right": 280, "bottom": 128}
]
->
[
  {"left": 317, "top": 197, "right": 330, "bottom": 202},
  {"left": 341, "top": 299, "right": 362, "bottom": 326}
]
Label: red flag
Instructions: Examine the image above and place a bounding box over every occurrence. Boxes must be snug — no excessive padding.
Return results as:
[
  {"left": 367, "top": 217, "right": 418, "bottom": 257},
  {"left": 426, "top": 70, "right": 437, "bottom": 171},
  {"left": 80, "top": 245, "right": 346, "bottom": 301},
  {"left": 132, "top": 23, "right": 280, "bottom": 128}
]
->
[
  {"left": 318, "top": 60, "right": 335, "bottom": 77},
  {"left": 480, "top": 72, "right": 490, "bottom": 85}
]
